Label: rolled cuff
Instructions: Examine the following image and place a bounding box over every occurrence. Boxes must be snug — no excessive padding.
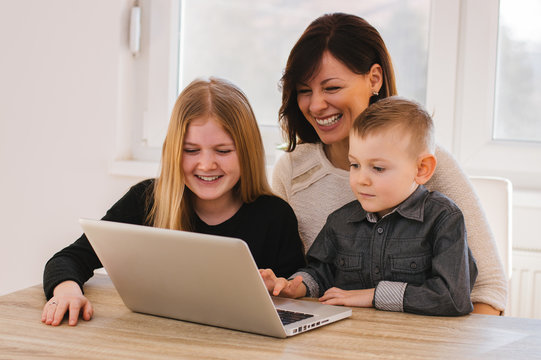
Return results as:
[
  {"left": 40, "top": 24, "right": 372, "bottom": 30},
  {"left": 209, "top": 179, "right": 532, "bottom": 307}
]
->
[{"left": 374, "top": 281, "right": 407, "bottom": 312}]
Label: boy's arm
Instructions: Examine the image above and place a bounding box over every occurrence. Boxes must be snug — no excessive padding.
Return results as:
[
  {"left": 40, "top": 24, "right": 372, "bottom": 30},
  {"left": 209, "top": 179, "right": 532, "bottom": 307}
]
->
[
  {"left": 298, "top": 221, "right": 342, "bottom": 297},
  {"left": 391, "top": 209, "right": 477, "bottom": 316},
  {"left": 261, "top": 210, "right": 342, "bottom": 299}
]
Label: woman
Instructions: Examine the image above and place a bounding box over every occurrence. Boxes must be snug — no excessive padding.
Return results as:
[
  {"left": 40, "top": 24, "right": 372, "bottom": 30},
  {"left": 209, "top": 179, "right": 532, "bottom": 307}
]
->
[
  {"left": 272, "top": 13, "right": 506, "bottom": 315},
  {"left": 42, "top": 77, "right": 305, "bottom": 326}
]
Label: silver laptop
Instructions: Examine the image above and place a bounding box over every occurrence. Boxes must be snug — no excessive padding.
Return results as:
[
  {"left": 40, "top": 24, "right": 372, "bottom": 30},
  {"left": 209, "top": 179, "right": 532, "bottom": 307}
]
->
[{"left": 80, "top": 218, "right": 352, "bottom": 338}]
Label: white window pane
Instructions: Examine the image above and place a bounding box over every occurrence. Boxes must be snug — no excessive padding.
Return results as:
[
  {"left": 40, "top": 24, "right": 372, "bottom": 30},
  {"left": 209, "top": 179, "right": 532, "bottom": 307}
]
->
[
  {"left": 178, "top": 0, "right": 429, "bottom": 164},
  {"left": 494, "top": 0, "right": 541, "bottom": 142}
]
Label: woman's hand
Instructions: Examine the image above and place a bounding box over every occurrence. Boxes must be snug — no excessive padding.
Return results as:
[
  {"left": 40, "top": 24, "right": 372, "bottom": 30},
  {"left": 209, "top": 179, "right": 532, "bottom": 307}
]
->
[
  {"left": 319, "top": 287, "right": 375, "bottom": 307},
  {"left": 259, "top": 269, "right": 306, "bottom": 298},
  {"left": 473, "top": 302, "right": 502, "bottom": 315},
  {"left": 41, "top": 280, "right": 93, "bottom": 326}
]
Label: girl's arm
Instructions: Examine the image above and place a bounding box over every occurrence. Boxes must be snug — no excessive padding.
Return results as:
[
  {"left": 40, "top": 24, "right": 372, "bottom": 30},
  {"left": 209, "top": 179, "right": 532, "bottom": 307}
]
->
[
  {"left": 271, "top": 198, "right": 306, "bottom": 277},
  {"left": 42, "top": 179, "right": 153, "bottom": 326},
  {"left": 43, "top": 179, "right": 153, "bottom": 299}
]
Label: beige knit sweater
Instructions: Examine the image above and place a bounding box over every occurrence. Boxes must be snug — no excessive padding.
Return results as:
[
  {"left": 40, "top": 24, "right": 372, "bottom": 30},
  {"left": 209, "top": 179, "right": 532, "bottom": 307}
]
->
[{"left": 272, "top": 143, "right": 507, "bottom": 311}]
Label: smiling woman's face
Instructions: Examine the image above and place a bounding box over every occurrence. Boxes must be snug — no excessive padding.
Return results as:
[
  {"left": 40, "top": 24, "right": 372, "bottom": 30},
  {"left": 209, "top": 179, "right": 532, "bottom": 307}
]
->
[{"left": 296, "top": 51, "right": 380, "bottom": 145}]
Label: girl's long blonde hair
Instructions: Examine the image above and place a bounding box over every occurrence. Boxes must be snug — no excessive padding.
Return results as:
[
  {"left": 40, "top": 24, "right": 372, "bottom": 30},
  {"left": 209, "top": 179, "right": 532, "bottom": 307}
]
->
[{"left": 148, "top": 77, "right": 272, "bottom": 231}]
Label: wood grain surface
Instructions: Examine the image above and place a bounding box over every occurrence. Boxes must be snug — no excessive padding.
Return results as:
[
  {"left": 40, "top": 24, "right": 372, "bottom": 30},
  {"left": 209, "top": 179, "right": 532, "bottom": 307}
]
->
[{"left": 1, "top": 274, "right": 540, "bottom": 359}]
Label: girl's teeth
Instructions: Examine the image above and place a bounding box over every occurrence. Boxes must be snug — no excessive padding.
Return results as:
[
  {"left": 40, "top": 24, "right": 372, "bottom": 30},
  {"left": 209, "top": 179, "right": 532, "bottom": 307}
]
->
[
  {"left": 198, "top": 175, "right": 220, "bottom": 181},
  {"left": 315, "top": 114, "right": 341, "bottom": 126}
]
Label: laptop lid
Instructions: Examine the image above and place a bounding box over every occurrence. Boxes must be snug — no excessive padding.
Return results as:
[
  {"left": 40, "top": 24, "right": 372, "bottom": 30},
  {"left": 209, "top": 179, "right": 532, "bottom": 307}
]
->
[{"left": 80, "top": 218, "right": 351, "bottom": 338}]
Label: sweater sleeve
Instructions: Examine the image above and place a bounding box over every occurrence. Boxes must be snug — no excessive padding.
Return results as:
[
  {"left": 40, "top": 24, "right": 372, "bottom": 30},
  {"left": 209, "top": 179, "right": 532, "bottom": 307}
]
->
[
  {"left": 426, "top": 145, "right": 507, "bottom": 311},
  {"left": 42, "top": 180, "right": 154, "bottom": 299},
  {"left": 271, "top": 151, "right": 292, "bottom": 202}
]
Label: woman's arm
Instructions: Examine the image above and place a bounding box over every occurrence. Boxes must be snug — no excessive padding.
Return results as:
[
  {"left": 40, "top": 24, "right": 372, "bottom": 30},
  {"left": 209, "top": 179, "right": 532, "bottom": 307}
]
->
[
  {"left": 426, "top": 145, "right": 507, "bottom": 314},
  {"left": 271, "top": 151, "right": 292, "bottom": 202}
]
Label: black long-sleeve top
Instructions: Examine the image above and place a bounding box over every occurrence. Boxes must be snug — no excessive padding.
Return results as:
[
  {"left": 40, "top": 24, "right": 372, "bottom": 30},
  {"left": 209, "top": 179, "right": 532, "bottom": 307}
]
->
[{"left": 43, "top": 179, "right": 306, "bottom": 299}]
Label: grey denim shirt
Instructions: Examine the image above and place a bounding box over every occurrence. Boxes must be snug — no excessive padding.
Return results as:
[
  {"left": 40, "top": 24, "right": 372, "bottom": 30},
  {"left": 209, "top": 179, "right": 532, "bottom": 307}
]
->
[{"left": 293, "top": 185, "right": 478, "bottom": 316}]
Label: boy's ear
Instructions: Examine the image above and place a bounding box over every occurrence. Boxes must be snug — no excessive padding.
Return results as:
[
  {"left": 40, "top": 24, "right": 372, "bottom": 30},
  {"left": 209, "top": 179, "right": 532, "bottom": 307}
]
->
[{"left": 415, "top": 154, "right": 437, "bottom": 185}]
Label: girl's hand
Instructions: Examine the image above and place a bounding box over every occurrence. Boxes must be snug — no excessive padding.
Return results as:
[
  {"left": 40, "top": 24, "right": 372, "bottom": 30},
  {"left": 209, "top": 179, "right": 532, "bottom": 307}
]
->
[
  {"left": 259, "top": 269, "right": 306, "bottom": 298},
  {"left": 41, "top": 280, "right": 93, "bottom": 326},
  {"left": 319, "top": 287, "right": 375, "bottom": 307}
]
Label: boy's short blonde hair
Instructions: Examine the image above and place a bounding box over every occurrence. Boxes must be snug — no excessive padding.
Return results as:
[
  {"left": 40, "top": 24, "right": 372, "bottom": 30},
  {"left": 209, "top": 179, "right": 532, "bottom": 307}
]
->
[{"left": 352, "top": 96, "right": 435, "bottom": 157}]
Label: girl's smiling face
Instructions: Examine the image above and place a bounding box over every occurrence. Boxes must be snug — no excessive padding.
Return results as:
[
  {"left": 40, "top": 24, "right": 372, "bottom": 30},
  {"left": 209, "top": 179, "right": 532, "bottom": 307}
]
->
[{"left": 182, "top": 116, "right": 241, "bottom": 208}]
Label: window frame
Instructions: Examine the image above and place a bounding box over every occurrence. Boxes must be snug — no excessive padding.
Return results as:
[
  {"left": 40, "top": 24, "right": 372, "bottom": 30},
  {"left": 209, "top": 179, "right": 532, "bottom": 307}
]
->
[
  {"left": 115, "top": 0, "right": 541, "bottom": 191},
  {"left": 452, "top": 0, "right": 541, "bottom": 189},
  {"left": 111, "top": 0, "right": 180, "bottom": 177}
]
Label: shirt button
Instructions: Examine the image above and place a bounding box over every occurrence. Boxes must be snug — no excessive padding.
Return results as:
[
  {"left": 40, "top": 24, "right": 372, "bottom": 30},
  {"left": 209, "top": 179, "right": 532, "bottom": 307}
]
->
[
  {"left": 410, "top": 262, "right": 417, "bottom": 269},
  {"left": 377, "top": 227, "right": 383, "bottom": 234},
  {"left": 374, "top": 266, "right": 380, "bottom": 274}
]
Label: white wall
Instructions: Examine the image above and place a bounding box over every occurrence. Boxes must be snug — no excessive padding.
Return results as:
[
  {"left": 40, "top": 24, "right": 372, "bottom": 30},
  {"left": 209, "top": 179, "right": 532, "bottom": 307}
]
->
[{"left": 0, "top": 0, "right": 144, "bottom": 295}]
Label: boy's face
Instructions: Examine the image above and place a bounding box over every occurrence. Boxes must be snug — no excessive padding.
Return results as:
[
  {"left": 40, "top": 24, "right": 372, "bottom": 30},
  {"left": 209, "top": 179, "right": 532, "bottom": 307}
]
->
[{"left": 348, "top": 127, "right": 420, "bottom": 218}]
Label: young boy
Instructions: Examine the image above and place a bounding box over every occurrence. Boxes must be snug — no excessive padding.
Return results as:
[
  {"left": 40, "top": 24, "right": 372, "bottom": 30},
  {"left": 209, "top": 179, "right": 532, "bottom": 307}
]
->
[{"left": 262, "top": 97, "right": 478, "bottom": 316}]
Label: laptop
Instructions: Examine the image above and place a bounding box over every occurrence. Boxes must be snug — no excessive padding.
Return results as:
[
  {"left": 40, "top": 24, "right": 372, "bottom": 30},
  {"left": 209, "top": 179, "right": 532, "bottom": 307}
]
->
[{"left": 79, "top": 218, "right": 352, "bottom": 338}]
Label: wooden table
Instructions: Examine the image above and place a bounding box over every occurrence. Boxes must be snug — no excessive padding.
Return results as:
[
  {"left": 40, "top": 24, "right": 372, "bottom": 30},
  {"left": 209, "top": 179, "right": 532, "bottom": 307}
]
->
[{"left": 1, "top": 274, "right": 540, "bottom": 359}]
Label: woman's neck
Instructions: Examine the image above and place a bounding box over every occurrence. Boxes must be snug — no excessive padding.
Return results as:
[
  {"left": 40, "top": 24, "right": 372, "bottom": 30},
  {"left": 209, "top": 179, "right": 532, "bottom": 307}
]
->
[
  {"left": 193, "top": 193, "right": 244, "bottom": 226},
  {"left": 323, "top": 138, "right": 350, "bottom": 170}
]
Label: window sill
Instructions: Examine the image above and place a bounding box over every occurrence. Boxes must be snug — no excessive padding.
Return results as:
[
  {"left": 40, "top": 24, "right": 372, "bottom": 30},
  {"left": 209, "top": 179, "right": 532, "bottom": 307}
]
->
[{"left": 110, "top": 160, "right": 159, "bottom": 179}]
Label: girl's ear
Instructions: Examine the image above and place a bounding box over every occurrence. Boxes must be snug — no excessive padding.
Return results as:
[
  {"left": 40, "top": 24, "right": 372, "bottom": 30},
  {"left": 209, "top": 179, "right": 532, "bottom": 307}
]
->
[
  {"left": 369, "top": 64, "right": 383, "bottom": 94},
  {"left": 415, "top": 154, "right": 437, "bottom": 185}
]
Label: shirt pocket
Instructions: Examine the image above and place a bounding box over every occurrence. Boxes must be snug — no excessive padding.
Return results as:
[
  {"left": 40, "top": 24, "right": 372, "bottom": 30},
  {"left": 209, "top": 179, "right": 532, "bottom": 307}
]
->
[
  {"left": 333, "top": 252, "right": 365, "bottom": 290},
  {"left": 389, "top": 254, "right": 432, "bottom": 285}
]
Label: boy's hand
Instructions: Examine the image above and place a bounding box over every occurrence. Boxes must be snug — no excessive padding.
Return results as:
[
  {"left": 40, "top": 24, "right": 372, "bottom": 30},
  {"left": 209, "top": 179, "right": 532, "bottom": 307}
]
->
[
  {"left": 258, "top": 269, "right": 306, "bottom": 298},
  {"left": 319, "top": 287, "right": 375, "bottom": 307}
]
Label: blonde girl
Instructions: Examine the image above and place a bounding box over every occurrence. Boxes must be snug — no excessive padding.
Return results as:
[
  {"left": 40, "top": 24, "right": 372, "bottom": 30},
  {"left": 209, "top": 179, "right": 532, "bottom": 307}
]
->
[{"left": 42, "top": 77, "right": 305, "bottom": 326}]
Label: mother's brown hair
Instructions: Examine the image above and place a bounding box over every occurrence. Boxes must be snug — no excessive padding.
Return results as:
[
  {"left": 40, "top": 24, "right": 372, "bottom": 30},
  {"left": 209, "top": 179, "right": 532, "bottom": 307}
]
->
[{"left": 279, "top": 13, "right": 398, "bottom": 151}]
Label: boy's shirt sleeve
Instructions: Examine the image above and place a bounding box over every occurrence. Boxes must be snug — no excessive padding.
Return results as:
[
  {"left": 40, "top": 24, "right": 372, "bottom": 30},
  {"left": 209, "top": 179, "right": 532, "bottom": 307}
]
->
[
  {"left": 289, "top": 220, "right": 339, "bottom": 297},
  {"left": 398, "top": 208, "right": 477, "bottom": 316}
]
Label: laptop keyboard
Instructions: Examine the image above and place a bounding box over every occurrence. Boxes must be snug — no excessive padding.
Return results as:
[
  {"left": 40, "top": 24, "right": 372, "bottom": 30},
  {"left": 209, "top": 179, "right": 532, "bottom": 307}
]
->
[{"left": 277, "top": 309, "right": 314, "bottom": 325}]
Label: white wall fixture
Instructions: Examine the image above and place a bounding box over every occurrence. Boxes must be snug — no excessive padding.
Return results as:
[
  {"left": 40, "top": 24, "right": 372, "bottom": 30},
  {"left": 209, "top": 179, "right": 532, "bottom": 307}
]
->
[{"left": 129, "top": 2, "right": 141, "bottom": 56}]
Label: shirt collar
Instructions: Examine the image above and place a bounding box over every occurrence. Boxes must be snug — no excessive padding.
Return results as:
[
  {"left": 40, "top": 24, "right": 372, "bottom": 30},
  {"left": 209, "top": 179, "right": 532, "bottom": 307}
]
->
[
  {"left": 394, "top": 185, "right": 428, "bottom": 222},
  {"left": 346, "top": 185, "right": 429, "bottom": 223}
]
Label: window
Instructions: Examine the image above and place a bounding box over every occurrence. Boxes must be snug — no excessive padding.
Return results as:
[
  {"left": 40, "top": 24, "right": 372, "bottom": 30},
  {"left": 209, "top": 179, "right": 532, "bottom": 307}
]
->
[
  {"left": 115, "top": 0, "right": 541, "bottom": 191},
  {"left": 494, "top": 0, "right": 541, "bottom": 142},
  {"left": 177, "top": 0, "right": 430, "bottom": 165},
  {"left": 454, "top": 0, "right": 541, "bottom": 189},
  {"left": 117, "top": 0, "right": 430, "bottom": 174}
]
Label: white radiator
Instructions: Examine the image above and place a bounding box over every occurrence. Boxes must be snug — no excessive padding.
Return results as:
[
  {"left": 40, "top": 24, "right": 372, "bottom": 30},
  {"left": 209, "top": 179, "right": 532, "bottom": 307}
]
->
[{"left": 510, "top": 250, "right": 541, "bottom": 319}]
